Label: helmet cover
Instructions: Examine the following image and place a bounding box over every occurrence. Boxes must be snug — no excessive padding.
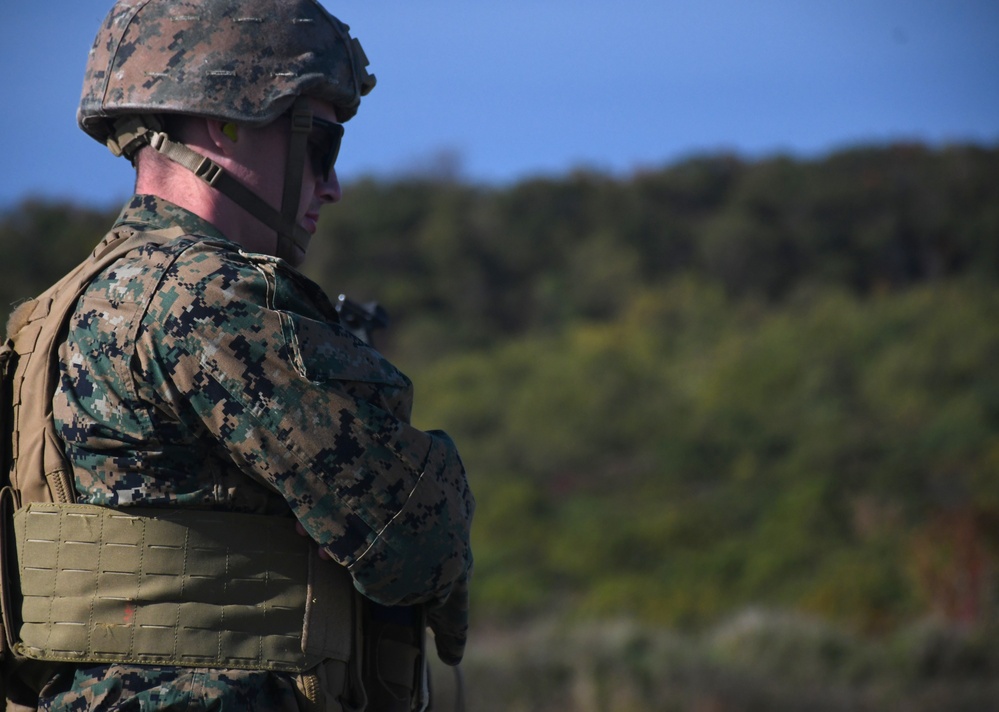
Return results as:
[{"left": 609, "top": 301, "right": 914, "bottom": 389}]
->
[{"left": 78, "top": 0, "right": 375, "bottom": 147}]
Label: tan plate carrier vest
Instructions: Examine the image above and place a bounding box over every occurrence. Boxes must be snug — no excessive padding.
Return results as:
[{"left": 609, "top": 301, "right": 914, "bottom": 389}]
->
[{"left": 0, "top": 228, "right": 427, "bottom": 711}]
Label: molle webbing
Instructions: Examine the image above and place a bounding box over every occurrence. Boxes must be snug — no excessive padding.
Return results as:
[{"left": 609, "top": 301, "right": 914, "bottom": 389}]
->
[{"left": 8, "top": 503, "right": 355, "bottom": 671}]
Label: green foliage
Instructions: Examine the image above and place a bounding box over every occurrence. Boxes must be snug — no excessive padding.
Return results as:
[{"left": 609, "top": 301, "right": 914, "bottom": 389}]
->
[
  {"left": 407, "top": 272, "right": 999, "bottom": 631},
  {"left": 304, "top": 143, "right": 999, "bottom": 348},
  {"left": 4, "top": 144, "right": 999, "bottom": 644},
  {"left": 0, "top": 200, "right": 116, "bottom": 329}
]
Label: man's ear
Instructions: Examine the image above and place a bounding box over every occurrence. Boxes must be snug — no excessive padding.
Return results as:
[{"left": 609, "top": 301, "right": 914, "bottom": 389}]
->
[{"left": 206, "top": 119, "right": 239, "bottom": 153}]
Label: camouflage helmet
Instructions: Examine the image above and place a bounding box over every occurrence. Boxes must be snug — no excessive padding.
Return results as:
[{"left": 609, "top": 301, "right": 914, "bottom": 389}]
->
[
  {"left": 77, "top": 0, "right": 375, "bottom": 263},
  {"left": 78, "top": 0, "right": 376, "bottom": 147}
]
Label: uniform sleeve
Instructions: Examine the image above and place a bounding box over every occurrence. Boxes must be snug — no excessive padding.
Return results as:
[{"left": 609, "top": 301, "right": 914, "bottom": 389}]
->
[{"left": 135, "top": 245, "right": 474, "bottom": 606}]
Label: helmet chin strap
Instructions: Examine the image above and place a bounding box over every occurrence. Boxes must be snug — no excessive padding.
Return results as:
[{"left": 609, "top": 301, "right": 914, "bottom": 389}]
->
[
  {"left": 277, "top": 98, "right": 314, "bottom": 262},
  {"left": 108, "top": 100, "right": 315, "bottom": 263}
]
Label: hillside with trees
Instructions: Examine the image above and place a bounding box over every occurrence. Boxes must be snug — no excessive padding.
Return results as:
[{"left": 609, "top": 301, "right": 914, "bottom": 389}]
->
[{"left": 3, "top": 143, "right": 999, "bottom": 710}]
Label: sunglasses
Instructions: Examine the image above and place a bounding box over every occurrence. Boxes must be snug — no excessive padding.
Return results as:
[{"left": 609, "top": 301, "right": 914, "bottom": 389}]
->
[{"left": 307, "top": 117, "right": 344, "bottom": 181}]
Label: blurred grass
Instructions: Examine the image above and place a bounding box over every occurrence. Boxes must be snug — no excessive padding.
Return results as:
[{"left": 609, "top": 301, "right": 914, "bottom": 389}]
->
[{"left": 429, "top": 613, "right": 999, "bottom": 712}]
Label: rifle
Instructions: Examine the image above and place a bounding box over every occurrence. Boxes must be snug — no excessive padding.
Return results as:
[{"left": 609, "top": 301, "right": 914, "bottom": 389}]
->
[{"left": 335, "top": 294, "right": 389, "bottom": 347}]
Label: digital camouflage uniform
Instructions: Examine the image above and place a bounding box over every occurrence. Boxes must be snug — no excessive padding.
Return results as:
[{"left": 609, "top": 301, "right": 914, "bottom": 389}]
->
[
  {"left": 31, "top": 194, "right": 473, "bottom": 710},
  {"left": 2, "top": 2, "right": 474, "bottom": 708}
]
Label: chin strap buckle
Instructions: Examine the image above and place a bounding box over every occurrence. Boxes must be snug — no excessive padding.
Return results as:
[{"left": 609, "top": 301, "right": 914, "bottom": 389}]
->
[
  {"left": 193, "top": 156, "right": 224, "bottom": 187},
  {"left": 107, "top": 114, "right": 165, "bottom": 161}
]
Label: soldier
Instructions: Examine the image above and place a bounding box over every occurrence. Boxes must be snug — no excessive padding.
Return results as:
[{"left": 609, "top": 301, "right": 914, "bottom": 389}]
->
[{"left": 1, "top": 0, "right": 473, "bottom": 710}]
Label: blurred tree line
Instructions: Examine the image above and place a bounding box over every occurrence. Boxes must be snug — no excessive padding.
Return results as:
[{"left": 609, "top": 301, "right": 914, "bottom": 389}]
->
[{"left": 3, "top": 143, "right": 998, "bottom": 639}]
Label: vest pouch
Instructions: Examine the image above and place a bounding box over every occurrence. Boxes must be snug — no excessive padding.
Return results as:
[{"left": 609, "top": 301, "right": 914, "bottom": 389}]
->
[
  {"left": 10, "top": 503, "right": 355, "bottom": 672},
  {"left": 363, "top": 603, "right": 428, "bottom": 712}
]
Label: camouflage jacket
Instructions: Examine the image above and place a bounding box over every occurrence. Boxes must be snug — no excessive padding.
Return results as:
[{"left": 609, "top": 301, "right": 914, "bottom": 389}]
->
[{"left": 39, "top": 195, "right": 473, "bottom": 708}]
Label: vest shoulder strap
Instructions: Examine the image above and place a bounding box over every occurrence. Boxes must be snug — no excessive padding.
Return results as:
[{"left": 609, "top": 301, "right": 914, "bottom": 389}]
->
[{"left": 2, "top": 226, "right": 186, "bottom": 506}]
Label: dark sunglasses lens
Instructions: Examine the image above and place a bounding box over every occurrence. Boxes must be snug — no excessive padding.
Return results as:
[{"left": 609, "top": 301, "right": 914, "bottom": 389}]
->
[{"left": 309, "top": 120, "right": 344, "bottom": 180}]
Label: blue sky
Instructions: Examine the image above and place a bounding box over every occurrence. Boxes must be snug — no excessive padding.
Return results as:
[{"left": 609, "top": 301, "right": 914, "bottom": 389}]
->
[{"left": 2, "top": 1, "right": 997, "bottom": 209}]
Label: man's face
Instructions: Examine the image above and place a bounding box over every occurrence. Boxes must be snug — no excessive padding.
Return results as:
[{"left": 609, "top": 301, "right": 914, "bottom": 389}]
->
[
  {"left": 296, "top": 99, "right": 343, "bottom": 255},
  {"left": 226, "top": 98, "right": 342, "bottom": 265}
]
